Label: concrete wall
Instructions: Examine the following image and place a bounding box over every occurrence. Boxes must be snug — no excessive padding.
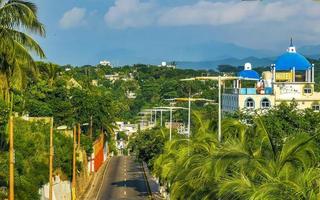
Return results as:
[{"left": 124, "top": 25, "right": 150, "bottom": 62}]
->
[{"left": 39, "top": 177, "right": 71, "bottom": 200}]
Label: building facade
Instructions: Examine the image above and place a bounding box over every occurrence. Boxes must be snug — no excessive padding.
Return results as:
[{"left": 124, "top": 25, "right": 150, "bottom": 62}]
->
[{"left": 222, "top": 42, "right": 320, "bottom": 112}]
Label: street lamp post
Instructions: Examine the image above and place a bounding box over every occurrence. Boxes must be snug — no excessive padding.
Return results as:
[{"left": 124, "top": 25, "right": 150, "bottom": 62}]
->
[
  {"left": 154, "top": 106, "right": 188, "bottom": 141},
  {"left": 147, "top": 109, "right": 171, "bottom": 127},
  {"left": 187, "top": 96, "right": 191, "bottom": 138},
  {"left": 154, "top": 110, "right": 157, "bottom": 125},
  {"left": 160, "top": 110, "right": 163, "bottom": 126},
  {"left": 169, "top": 108, "right": 172, "bottom": 141},
  {"left": 165, "top": 97, "right": 216, "bottom": 138},
  {"left": 181, "top": 76, "right": 238, "bottom": 142}
]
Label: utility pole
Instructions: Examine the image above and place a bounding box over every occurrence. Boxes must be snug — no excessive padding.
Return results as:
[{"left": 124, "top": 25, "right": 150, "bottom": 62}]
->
[
  {"left": 9, "top": 115, "right": 14, "bottom": 200},
  {"left": 49, "top": 118, "right": 54, "bottom": 200},
  {"left": 89, "top": 116, "right": 93, "bottom": 140},
  {"left": 77, "top": 123, "right": 81, "bottom": 147},
  {"left": 72, "top": 126, "right": 77, "bottom": 200}
]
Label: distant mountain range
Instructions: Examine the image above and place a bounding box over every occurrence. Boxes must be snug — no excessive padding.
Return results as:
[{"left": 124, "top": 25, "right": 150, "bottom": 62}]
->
[
  {"left": 175, "top": 44, "right": 320, "bottom": 70},
  {"left": 176, "top": 57, "right": 276, "bottom": 70},
  {"left": 101, "top": 41, "right": 320, "bottom": 69}
]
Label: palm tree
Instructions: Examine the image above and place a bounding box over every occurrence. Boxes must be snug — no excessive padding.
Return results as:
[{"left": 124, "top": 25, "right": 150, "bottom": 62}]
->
[
  {"left": 216, "top": 118, "right": 320, "bottom": 200},
  {"left": 0, "top": 0, "right": 45, "bottom": 103},
  {"left": 36, "top": 62, "right": 60, "bottom": 87},
  {"left": 154, "top": 117, "right": 320, "bottom": 200}
]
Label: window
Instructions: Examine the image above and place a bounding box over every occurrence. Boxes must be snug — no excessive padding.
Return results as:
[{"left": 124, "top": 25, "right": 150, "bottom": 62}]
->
[
  {"left": 261, "top": 98, "right": 271, "bottom": 109},
  {"left": 304, "top": 88, "right": 312, "bottom": 94},
  {"left": 312, "top": 105, "right": 320, "bottom": 111},
  {"left": 245, "top": 98, "right": 255, "bottom": 109}
]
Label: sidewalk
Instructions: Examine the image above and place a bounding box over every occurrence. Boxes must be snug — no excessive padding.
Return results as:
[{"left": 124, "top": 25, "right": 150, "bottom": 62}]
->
[
  {"left": 79, "top": 157, "right": 111, "bottom": 200},
  {"left": 142, "top": 162, "right": 164, "bottom": 200}
]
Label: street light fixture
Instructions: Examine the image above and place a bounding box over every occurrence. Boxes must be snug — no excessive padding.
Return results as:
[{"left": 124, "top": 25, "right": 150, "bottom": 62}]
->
[
  {"left": 154, "top": 106, "right": 188, "bottom": 141},
  {"left": 151, "top": 108, "right": 171, "bottom": 127},
  {"left": 165, "top": 97, "right": 217, "bottom": 139},
  {"left": 181, "top": 76, "right": 238, "bottom": 142}
]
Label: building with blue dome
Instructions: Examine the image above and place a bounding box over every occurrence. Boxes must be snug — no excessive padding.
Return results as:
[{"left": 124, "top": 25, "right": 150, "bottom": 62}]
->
[{"left": 222, "top": 41, "right": 320, "bottom": 112}]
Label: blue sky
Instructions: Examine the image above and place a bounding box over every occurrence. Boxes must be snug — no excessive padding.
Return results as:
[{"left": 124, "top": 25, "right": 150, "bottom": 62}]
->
[{"left": 32, "top": 0, "right": 320, "bottom": 66}]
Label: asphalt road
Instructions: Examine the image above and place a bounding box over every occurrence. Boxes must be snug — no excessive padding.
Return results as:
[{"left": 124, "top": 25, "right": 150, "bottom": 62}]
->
[{"left": 97, "top": 156, "right": 149, "bottom": 200}]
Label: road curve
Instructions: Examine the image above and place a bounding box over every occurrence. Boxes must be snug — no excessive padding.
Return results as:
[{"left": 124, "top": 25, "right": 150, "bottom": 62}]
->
[{"left": 97, "top": 156, "right": 149, "bottom": 200}]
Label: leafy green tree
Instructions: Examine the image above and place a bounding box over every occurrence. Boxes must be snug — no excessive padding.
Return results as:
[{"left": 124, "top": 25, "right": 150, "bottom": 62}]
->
[
  {"left": 36, "top": 62, "right": 61, "bottom": 87},
  {"left": 117, "top": 131, "right": 128, "bottom": 141},
  {"left": 129, "top": 128, "right": 168, "bottom": 168},
  {"left": 0, "top": 119, "right": 73, "bottom": 199}
]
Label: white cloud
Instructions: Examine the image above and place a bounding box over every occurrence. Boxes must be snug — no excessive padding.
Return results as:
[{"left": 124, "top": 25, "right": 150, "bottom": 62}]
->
[
  {"left": 104, "top": 0, "right": 157, "bottom": 29},
  {"left": 104, "top": 0, "right": 320, "bottom": 27},
  {"left": 59, "top": 7, "right": 87, "bottom": 29},
  {"left": 158, "top": 0, "right": 320, "bottom": 26},
  {"left": 158, "top": 1, "right": 257, "bottom": 26},
  {"left": 102, "top": 0, "right": 320, "bottom": 47}
]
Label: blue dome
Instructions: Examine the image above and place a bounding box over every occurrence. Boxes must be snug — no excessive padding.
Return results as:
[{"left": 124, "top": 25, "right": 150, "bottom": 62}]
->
[
  {"left": 275, "top": 52, "right": 311, "bottom": 71},
  {"left": 238, "top": 70, "right": 260, "bottom": 80}
]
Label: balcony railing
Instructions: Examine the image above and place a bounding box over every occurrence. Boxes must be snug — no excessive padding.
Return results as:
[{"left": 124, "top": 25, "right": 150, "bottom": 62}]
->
[{"left": 224, "top": 87, "right": 273, "bottom": 95}]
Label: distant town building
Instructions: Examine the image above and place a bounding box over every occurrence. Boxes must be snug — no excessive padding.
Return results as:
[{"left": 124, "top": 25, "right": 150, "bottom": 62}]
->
[
  {"left": 104, "top": 73, "right": 134, "bottom": 83},
  {"left": 165, "top": 122, "right": 186, "bottom": 133},
  {"left": 126, "top": 91, "right": 136, "bottom": 99},
  {"left": 115, "top": 121, "right": 138, "bottom": 136},
  {"left": 222, "top": 41, "right": 320, "bottom": 112},
  {"left": 99, "top": 60, "right": 112, "bottom": 67},
  {"left": 104, "top": 73, "right": 120, "bottom": 82},
  {"left": 66, "top": 78, "right": 82, "bottom": 89},
  {"left": 91, "top": 79, "right": 99, "bottom": 86},
  {"left": 160, "top": 61, "right": 176, "bottom": 69}
]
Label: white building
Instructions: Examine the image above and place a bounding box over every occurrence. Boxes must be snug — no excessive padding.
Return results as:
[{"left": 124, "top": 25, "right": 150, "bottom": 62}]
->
[
  {"left": 222, "top": 41, "right": 320, "bottom": 112},
  {"left": 99, "top": 60, "right": 112, "bottom": 67},
  {"left": 105, "top": 73, "right": 120, "bottom": 82},
  {"left": 160, "top": 61, "right": 176, "bottom": 69},
  {"left": 126, "top": 91, "right": 136, "bottom": 99},
  {"left": 115, "top": 122, "right": 138, "bottom": 137}
]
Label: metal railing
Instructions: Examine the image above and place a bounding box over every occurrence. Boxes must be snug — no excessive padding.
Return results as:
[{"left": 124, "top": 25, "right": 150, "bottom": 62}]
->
[{"left": 224, "top": 87, "right": 273, "bottom": 95}]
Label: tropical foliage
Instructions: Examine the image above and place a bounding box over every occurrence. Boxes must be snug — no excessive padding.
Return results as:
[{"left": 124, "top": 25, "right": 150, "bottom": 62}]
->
[
  {"left": 0, "top": 119, "right": 73, "bottom": 200},
  {"left": 1, "top": 2, "right": 320, "bottom": 199},
  {"left": 0, "top": 0, "right": 45, "bottom": 103},
  {"left": 149, "top": 104, "right": 320, "bottom": 200}
]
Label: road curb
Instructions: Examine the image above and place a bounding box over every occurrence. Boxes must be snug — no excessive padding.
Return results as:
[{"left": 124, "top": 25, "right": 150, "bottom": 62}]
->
[{"left": 141, "top": 162, "right": 153, "bottom": 199}]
